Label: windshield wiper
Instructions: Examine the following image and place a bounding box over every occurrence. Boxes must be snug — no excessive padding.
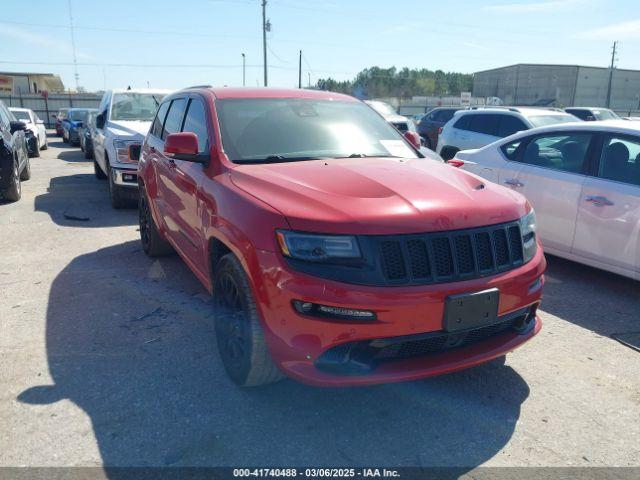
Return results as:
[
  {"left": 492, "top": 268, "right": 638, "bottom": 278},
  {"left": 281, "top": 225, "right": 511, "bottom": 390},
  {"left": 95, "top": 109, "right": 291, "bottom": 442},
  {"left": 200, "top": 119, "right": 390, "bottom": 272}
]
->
[
  {"left": 235, "top": 155, "right": 325, "bottom": 164},
  {"left": 334, "top": 153, "right": 401, "bottom": 159}
]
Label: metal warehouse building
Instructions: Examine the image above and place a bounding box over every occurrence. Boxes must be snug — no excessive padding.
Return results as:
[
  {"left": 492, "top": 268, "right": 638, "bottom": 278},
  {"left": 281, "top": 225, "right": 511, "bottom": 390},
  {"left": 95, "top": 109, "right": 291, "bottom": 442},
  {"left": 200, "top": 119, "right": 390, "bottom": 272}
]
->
[{"left": 473, "top": 64, "right": 640, "bottom": 113}]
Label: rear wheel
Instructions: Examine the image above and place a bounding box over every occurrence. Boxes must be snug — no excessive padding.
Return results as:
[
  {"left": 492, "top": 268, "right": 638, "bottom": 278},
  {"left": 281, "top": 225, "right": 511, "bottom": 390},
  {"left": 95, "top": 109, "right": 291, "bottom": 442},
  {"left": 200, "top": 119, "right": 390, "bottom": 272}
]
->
[
  {"left": 139, "top": 185, "right": 173, "bottom": 257},
  {"left": 213, "top": 254, "right": 284, "bottom": 387},
  {"left": 3, "top": 159, "right": 21, "bottom": 202},
  {"left": 32, "top": 139, "right": 40, "bottom": 157}
]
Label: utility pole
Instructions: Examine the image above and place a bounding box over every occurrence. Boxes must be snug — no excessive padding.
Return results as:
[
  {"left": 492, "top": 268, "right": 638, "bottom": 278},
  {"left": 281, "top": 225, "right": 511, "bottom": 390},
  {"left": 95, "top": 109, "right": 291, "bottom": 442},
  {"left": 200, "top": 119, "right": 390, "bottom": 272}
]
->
[
  {"left": 67, "top": 0, "right": 80, "bottom": 91},
  {"left": 262, "top": 0, "right": 269, "bottom": 87},
  {"left": 606, "top": 41, "right": 618, "bottom": 108},
  {"left": 242, "top": 53, "right": 246, "bottom": 86},
  {"left": 298, "top": 50, "right": 302, "bottom": 88}
]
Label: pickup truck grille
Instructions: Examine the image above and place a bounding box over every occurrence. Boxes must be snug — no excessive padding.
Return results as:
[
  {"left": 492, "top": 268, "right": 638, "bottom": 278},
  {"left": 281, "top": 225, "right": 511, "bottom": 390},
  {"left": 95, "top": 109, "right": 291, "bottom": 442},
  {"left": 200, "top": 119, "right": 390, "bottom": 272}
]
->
[{"left": 376, "top": 221, "right": 523, "bottom": 285}]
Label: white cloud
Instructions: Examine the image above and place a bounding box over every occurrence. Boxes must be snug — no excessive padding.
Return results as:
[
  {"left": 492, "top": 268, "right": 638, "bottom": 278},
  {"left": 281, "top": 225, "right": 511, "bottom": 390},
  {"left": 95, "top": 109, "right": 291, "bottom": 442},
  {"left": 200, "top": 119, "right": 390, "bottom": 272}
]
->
[
  {"left": 0, "top": 24, "right": 93, "bottom": 60},
  {"left": 575, "top": 19, "right": 640, "bottom": 40},
  {"left": 484, "top": 0, "right": 585, "bottom": 13}
]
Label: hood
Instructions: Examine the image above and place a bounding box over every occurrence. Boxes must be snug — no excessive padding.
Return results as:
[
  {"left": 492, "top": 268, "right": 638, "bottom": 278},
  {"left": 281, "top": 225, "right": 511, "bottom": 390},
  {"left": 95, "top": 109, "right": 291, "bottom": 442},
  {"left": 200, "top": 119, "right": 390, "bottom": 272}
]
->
[
  {"left": 106, "top": 120, "right": 152, "bottom": 139},
  {"left": 230, "top": 157, "right": 527, "bottom": 235}
]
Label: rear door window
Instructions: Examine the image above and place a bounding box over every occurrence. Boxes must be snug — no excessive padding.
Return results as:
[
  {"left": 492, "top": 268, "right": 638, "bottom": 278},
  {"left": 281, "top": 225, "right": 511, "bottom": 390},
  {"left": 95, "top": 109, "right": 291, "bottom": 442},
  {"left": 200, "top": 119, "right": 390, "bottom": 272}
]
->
[
  {"left": 519, "top": 133, "right": 592, "bottom": 173},
  {"left": 468, "top": 114, "right": 500, "bottom": 136},
  {"left": 161, "top": 98, "right": 187, "bottom": 140},
  {"left": 597, "top": 135, "right": 640, "bottom": 186},
  {"left": 181, "top": 98, "right": 209, "bottom": 153},
  {"left": 453, "top": 115, "right": 471, "bottom": 130},
  {"left": 150, "top": 101, "right": 170, "bottom": 138}
]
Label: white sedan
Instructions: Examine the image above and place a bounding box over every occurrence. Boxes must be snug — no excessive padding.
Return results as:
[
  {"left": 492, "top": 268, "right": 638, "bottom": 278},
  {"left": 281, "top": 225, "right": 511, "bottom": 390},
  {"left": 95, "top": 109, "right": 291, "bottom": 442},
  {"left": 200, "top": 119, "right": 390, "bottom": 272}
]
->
[
  {"left": 449, "top": 120, "right": 640, "bottom": 280},
  {"left": 9, "top": 107, "right": 48, "bottom": 151}
]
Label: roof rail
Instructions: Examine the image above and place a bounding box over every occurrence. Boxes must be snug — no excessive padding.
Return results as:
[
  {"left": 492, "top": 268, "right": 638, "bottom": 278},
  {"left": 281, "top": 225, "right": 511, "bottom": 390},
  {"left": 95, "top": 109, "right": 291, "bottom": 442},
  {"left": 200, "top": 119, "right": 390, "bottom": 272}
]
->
[
  {"left": 186, "top": 84, "right": 213, "bottom": 89},
  {"left": 469, "top": 106, "right": 521, "bottom": 113}
]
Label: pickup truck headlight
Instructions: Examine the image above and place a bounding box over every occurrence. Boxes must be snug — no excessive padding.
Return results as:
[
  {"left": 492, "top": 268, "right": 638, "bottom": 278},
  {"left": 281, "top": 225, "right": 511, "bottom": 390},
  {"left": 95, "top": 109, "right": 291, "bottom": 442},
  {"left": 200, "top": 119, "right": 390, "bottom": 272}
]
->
[
  {"left": 113, "top": 139, "right": 141, "bottom": 163},
  {"left": 276, "top": 230, "right": 361, "bottom": 262},
  {"left": 520, "top": 209, "right": 537, "bottom": 263}
]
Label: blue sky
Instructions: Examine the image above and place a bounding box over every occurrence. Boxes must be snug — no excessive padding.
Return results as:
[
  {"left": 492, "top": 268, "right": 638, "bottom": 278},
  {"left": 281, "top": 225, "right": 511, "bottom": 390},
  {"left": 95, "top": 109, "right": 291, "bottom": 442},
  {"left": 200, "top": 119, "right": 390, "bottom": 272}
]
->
[{"left": 0, "top": 0, "right": 638, "bottom": 92}]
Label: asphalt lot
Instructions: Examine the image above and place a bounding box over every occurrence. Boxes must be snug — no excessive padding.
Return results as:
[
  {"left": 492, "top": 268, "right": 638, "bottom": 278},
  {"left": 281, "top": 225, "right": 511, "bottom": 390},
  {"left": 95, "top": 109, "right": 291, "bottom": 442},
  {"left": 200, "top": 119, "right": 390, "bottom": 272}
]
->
[{"left": 1, "top": 132, "right": 639, "bottom": 470}]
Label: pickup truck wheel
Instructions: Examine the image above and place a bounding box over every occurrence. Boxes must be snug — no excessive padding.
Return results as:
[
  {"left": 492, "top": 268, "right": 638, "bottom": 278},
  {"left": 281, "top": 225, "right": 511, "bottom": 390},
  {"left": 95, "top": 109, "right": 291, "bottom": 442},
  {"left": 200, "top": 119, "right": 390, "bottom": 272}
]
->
[
  {"left": 108, "top": 164, "right": 128, "bottom": 209},
  {"left": 3, "top": 159, "right": 21, "bottom": 202},
  {"left": 213, "top": 254, "right": 284, "bottom": 387},
  {"left": 139, "top": 187, "right": 173, "bottom": 257},
  {"left": 94, "top": 160, "right": 106, "bottom": 179},
  {"left": 19, "top": 157, "right": 31, "bottom": 181}
]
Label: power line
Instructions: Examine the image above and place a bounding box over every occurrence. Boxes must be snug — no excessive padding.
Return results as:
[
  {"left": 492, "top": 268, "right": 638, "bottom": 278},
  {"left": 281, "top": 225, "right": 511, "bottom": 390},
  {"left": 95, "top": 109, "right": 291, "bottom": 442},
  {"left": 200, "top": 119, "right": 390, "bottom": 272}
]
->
[{"left": 606, "top": 40, "right": 618, "bottom": 108}]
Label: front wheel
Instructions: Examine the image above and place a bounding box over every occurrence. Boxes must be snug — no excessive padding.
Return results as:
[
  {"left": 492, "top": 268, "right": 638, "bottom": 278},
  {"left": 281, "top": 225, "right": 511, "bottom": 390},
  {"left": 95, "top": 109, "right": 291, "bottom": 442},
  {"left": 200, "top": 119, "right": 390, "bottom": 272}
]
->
[
  {"left": 108, "top": 165, "right": 129, "bottom": 209},
  {"left": 19, "top": 157, "right": 31, "bottom": 181},
  {"left": 213, "top": 254, "right": 284, "bottom": 387},
  {"left": 32, "top": 139, "right": 40, "bottom": 158}
]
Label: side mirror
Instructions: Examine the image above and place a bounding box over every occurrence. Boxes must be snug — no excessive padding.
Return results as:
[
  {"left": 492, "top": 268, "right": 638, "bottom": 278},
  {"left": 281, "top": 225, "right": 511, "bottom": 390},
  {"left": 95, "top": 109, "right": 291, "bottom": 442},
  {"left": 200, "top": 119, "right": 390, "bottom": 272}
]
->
[
  {"left": 10, "top": 121, "right": 27, "bottom": 133},
  {"left": 96, "top": 112, "right": 106, "bottom": 129},
  {"left": 164, "top": 132, "right": 209, "bottom": 164},
  {"left": 404, "top": 131, "right": 421, "bottom": 150}
]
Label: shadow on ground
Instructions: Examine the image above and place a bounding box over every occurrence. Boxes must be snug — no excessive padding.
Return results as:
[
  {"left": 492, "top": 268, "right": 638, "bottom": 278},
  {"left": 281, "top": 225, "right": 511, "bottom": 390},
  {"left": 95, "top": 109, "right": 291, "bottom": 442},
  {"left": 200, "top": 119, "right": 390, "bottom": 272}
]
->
[
  {"left": 34, "top": 173, "right": 137, "bottom": 227},
  {"left": 542, "top": 254, "right": 640, "bottom": 337},
  {"left": 18, "top": 241, "right": 528, "bottom": 471}
]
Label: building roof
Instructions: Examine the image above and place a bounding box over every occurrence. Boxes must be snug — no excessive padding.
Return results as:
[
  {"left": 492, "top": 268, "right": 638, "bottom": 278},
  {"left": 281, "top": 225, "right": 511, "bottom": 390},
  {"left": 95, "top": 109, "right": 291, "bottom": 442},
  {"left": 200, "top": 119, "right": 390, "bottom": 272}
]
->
[{"left": 474, "top": 63, "right": 640, "bottom": 75}]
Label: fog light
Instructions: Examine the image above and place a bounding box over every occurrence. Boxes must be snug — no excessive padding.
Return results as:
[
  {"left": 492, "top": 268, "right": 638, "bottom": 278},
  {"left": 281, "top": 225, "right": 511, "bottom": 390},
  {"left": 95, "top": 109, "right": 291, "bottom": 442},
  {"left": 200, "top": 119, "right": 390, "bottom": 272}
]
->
[
  {"left": 292, "top": 300, "right": 376, "bottom": 321},
  {"left": 122, "top": 173, "right": 137, "bottom": 183}
]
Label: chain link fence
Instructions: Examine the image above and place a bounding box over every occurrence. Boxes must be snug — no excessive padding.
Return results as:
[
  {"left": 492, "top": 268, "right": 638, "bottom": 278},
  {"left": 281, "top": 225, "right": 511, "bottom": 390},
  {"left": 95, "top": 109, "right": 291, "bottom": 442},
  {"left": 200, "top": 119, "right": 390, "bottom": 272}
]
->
[{"left": 0, "top": 93, "right": 102, "bottom": 127}]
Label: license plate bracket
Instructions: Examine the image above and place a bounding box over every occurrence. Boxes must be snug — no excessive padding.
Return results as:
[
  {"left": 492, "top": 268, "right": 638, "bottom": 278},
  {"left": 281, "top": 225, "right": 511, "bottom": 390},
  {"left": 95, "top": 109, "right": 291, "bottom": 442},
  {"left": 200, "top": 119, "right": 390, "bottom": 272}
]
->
[{"left": 443, "top": 288, "right": 500, "bottom": 332}]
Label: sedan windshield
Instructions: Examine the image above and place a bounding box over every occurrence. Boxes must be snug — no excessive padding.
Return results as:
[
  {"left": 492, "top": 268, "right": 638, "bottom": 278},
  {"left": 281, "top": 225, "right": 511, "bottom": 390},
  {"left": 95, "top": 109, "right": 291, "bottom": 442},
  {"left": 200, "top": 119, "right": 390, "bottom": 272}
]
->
[
  {"left": 528, "top": 114, "right": 578, "bottom": 128},
  {"left": 111, "top": 93, "right": 165, "bottom": 121},
  {"left": 217, "top": 98, "right": 419, "bottom": 163},
  {"left": 69, "top": 110, "right": 88, "bottom": 122},
  {"left": 593, "top": 109, "right": 620, "bottom": 120}
]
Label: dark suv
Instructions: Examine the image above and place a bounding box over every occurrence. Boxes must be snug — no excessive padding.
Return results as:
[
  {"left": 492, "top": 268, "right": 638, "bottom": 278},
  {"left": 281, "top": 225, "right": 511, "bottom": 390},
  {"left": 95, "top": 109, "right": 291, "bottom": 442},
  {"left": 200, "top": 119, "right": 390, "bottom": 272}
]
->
[
  {"left": 417, "top": 107, "right": 462, "bottom": 150},
  {"left": 0, "top": 101, "right": 30, "bottom": 202}
]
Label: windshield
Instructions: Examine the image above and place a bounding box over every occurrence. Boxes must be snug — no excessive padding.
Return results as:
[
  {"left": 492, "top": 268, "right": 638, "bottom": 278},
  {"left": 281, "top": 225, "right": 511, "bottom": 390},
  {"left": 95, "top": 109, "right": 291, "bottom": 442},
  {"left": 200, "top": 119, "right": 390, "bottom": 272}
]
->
[
  {"left": 110, "top": 93, "right": 165, "bottom": 121},
  {"left": 367, "top": 101, "right": 397, "bottom": 116},
  {"left": 69, "top": 110, "right": 88, "bottom": 122},
  {"left": 593, "top": 109, "right": 619, "bottom": 120},
  {"left": 528, "top": 114, "right": 577, "bottom": 128},
  {"left": 217, "top": 98, "right": 419, "bottom": 163},
  {"left": 12, "top": 110, "right": 30, "bottom": 122}
]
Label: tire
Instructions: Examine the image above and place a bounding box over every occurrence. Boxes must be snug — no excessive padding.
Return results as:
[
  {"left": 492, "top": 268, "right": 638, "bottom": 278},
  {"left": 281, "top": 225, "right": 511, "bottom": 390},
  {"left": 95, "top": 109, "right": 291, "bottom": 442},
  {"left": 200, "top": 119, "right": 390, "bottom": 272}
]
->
[
  {"left": 139, "top": 185, "right": 173, "bottom": 257},
  {"left": 62, "top": 131, "right": 68, "bottom": 143},
  {"left": 3, "top": 159, "right": 21, "bottom": 202},
  {"left": 440, "top": 146, "right": 459, "bottom": 161},
  {"left": 94, "top": 159, "right": 106, "bottom": 179},
  {"left": 86, "top": 146, "right": 94, "bottom": 160},
  {"left": 213, "top": 254, "right": 284, "bottom": 387},
  {"left": 20, "top": 157, "right": 31, "bottom": 181},
  {"left": 32, "top": 139, "right": 40, "bottom": 157},
  {"left": 41, "top": 136, "right": 48, "bottom": 150},
  {"left": 108, "top": 164, "right": 128, "bottom": 209}
]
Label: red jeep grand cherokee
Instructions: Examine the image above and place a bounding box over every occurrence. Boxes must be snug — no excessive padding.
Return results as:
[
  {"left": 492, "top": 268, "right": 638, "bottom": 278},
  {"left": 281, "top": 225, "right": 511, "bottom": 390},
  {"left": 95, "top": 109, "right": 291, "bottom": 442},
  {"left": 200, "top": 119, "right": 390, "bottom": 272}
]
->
[{"left": 138, "top": 87, "right": 545, "bottom": 387}]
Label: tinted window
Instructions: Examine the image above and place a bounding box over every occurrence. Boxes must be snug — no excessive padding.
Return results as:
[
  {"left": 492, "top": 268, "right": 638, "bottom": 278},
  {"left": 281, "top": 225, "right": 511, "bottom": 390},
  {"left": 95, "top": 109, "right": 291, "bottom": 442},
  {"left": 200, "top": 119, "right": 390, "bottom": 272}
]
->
[
  {"left": 497, "top": 115, "right": 527, "bottom": 137},
  {"left": 440, "top": 109, "right": 457, "bottom": 122},
  {"left": 468, "top": 114, "right": 500, "bottom": 136},
  {"left": 150, "top": 101, "right": 170, "bottom": 138},
  {"left": 162, "top": 98, "right": 187, "bottom": 140},
  {"left": 566, "top": 109, "right": 590, "bottom": 121},
  {"left": 598, "top": 135, "right": 640, "bottom": 186},
  {"left": 453, "top": 115, "right": 471, "bottom": 130},
  {"left": 181, "top": 99, "right": 209, "bottom": 153},
  {"left": 520, "top": 133, "right": 591, "bottom": 173},
  {"left": 111, "top": 93, "right": 164, "bottom": 121}
]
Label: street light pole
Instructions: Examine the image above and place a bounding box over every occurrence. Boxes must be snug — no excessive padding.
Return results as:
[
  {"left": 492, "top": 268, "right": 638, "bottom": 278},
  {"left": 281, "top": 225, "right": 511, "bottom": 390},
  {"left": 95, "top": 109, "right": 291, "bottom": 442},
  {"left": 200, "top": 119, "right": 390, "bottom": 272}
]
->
[
  {"left": 242, "top": 53, "right": 246, "bottom": 87},
  {"left": 298, "top": 50, "right": 302, "bottom": 89},
  {"left": 605, "top": 40, "right": 618, "bottom": 109},
  {"left": 262, "top": 0, "right": 268, "bottom": 87}
]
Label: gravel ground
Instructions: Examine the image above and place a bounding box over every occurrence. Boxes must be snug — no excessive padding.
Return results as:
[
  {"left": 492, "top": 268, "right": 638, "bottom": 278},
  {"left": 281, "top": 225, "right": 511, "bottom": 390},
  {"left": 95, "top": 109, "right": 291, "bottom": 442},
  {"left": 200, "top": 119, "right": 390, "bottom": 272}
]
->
[{"left": 1, "top": 133, "right": 639, "bottom": 472}]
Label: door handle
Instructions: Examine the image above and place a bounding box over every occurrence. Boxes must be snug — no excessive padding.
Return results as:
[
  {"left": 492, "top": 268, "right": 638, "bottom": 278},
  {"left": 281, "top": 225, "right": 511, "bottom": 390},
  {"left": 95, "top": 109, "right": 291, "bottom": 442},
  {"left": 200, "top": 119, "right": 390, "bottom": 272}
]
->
[
  {"left": 503, "top": 178, "right": 524, "bottom": 187},
  {"left": 585, "top": 195, "right": 613, "bottom": 206}
]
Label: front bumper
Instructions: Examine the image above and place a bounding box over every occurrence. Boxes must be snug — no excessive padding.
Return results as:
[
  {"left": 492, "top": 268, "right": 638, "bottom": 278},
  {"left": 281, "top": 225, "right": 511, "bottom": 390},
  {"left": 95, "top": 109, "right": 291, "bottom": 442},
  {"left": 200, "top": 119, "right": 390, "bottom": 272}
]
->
[
  {"left": 251, "top": 247, "right": 546, "bottom": 386},
  {"left": 111, "top": 167, "right": 139, "bottom": 188}
]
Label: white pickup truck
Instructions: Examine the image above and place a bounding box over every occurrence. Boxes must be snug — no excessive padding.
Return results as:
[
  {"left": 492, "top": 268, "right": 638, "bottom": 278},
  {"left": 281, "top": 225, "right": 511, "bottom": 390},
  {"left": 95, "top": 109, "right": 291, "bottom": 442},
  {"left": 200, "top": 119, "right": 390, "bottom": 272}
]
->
[{"left": 93, "top": 88, "right": 171, "bottom": 208}]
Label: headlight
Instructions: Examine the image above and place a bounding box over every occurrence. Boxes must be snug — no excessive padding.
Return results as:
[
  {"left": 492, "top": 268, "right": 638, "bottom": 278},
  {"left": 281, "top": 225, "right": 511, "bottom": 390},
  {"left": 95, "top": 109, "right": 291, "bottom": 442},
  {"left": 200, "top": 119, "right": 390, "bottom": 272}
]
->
[
  {"left": 276, "top": 230, "right": 361, "bottom": 262},
  {"left": 520, "top": 209, "right": 537, "bottom": 263},
  {"left": 113, "top": 139, "right": 141, "bottom": 163}
]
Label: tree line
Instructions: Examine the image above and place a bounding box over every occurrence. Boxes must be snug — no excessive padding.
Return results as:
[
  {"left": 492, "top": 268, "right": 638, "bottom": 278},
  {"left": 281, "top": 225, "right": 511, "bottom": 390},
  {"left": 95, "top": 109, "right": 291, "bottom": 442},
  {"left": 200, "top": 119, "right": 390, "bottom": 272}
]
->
[{"left": 316, "top": 66, "right": 473, "bottom": 99}]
